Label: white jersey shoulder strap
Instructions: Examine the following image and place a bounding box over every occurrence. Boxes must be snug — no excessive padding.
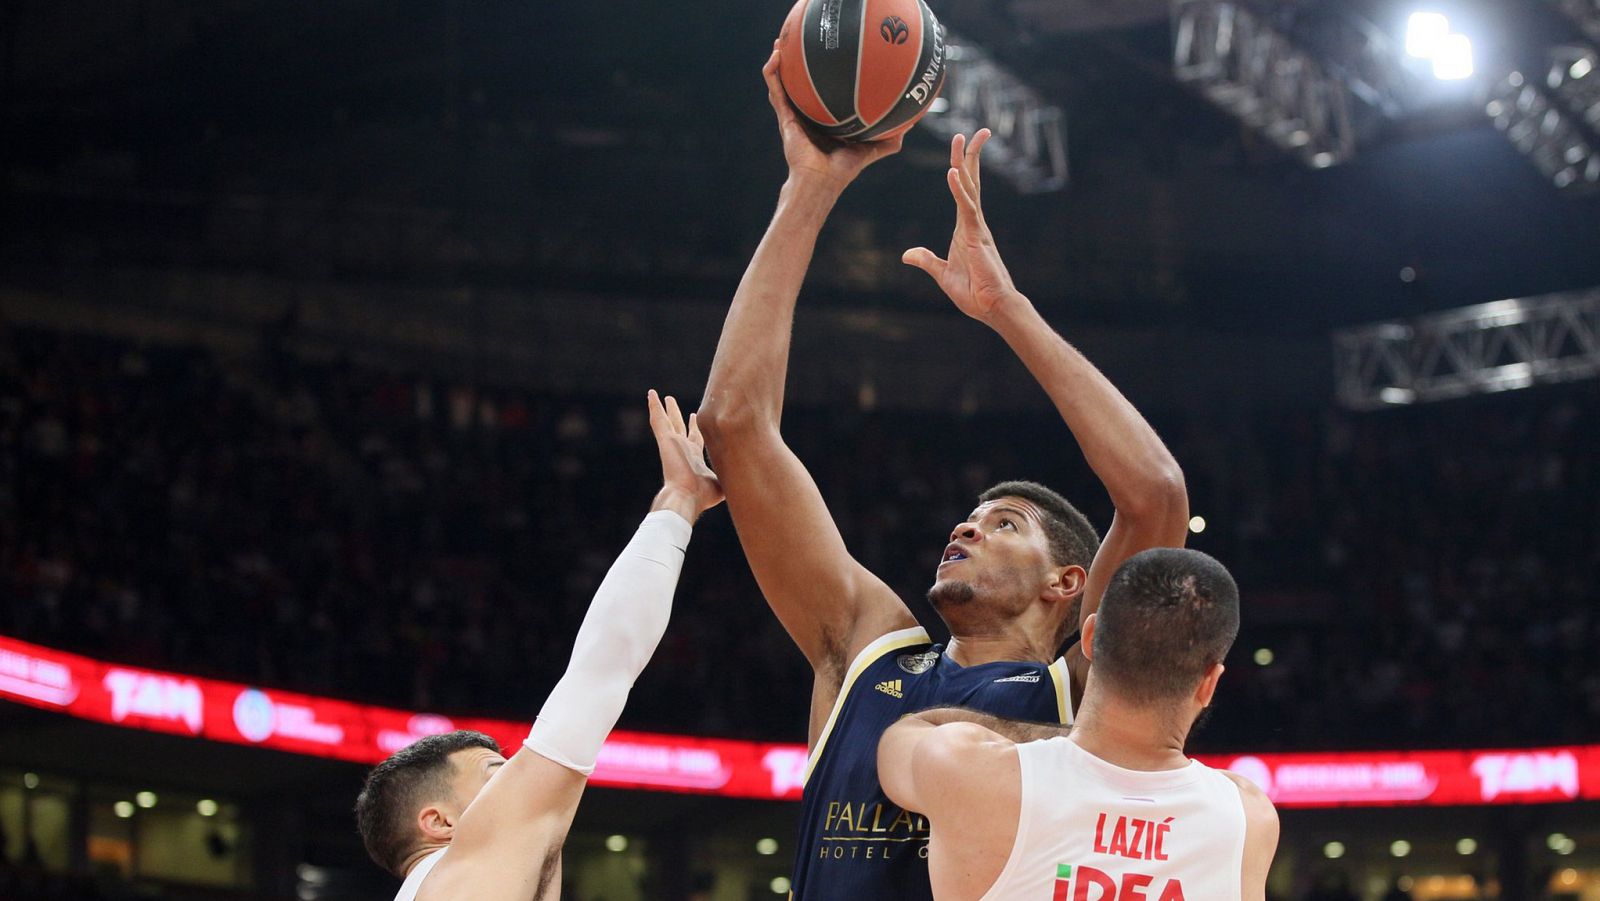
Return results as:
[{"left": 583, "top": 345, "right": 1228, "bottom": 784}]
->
[{"left": 394, "top": 847, "right": 447, "bottom": 901}]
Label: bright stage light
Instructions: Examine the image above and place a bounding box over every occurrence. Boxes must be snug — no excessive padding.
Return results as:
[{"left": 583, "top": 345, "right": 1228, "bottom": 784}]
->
[
  {"left": 1406, "top": 12, "right": 1451, "bottom": 59},
  {"left": 1432, "top": 34, "right": 1475, "bottom": 81}
]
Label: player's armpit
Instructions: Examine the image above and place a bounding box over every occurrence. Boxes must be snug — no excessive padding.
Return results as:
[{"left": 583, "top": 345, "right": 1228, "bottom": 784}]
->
[
  {"left": 1223, "top": 771, "right": 1280, "bottom": 901},
  {"left": 417, "top": 748, "right": 587, "bottom": 901},
  {"left": 697, "top": 419, "right": 915, "bottom": 677}
]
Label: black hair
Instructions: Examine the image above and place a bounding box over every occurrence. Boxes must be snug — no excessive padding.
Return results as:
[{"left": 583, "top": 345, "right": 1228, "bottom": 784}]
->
[
  {"left": 1090, "top": 547, "right": 1240, "bottom": 703},
  {"left": 354, "top": 730, "right": 500, "bottom": 876}
]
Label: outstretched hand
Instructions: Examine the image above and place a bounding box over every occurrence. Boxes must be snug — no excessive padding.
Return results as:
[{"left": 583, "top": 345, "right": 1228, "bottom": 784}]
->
[
  {"left": 647, "top": 390, "right": 723, "bottom": 522},
  {"left": 902, "top": 130, "right": 1023, "bottom": 324},
  {"left": 763, "top": 44, "right": 903, "bottom": 193}
]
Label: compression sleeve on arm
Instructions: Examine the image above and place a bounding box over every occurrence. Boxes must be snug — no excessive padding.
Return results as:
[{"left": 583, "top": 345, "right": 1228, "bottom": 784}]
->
[{"left": 523, "top": 509, "right": 692, "bottom": 775}]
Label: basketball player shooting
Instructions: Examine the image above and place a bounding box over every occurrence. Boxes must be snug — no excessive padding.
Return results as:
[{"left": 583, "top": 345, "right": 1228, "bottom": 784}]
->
[
  {"left": 352, "top": 391, "right": 722, "bottom": 901},
  {"left": 878, "top": 548, "right": 1279, "bottom": 900},
  {"left": 693, "top": 49, "right": 1191, "bottom": 899}
]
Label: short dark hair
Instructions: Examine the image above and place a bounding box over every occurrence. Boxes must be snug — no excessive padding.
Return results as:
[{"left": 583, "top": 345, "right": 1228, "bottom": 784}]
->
[
  {"left": 355, "top": 730, "right": 500, "bottom": 876},
  {"left": 979, "top": 480, "right": 1100, "bottom": 571},
  {"left": 1090, "top": 548, "right": 1240, "bottom": 703}
]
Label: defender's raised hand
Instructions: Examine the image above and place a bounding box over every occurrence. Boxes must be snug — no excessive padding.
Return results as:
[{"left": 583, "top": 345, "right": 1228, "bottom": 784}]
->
[
  {"left": 902, "top": 129, "right": 1022, "bottom": 324},
  {"left": 763, "top": 45, "right": 903, "bottom": 195},
  {"left": 648, "top": 390, "right": 723, "bottom": 523}
]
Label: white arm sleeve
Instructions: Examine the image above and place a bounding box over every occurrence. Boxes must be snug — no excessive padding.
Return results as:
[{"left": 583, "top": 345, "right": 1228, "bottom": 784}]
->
[{"left": 523, "top": 509, "right": 692, "bottom": 775}]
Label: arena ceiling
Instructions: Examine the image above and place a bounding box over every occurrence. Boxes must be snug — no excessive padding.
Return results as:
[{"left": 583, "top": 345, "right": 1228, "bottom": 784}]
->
[{"left": 3, "top": 0, "right": 1599, "bottom": 339}]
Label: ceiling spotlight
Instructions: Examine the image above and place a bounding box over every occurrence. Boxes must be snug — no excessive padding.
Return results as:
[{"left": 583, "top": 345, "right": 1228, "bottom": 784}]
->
[
  {"left": 1432, "top": 34, "right": 1475, "bottom": 81},
  {"left": 1406, "top": 12, "right": 1451, "bottom": 59}
]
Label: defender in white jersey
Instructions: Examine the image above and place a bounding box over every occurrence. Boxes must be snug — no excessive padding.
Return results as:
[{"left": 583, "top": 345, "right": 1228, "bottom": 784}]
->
[
  {"left": 353, "top": 391, "right": 723, "bottom": 901},
  {"left": 879, "top": 548, "right": 1279, "bottom": 901}
]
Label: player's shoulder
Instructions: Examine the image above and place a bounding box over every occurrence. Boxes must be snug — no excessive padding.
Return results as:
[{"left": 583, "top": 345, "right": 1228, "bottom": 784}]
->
[{"left": 1220, "top": 771, "right": 1279, "bottom": 831}]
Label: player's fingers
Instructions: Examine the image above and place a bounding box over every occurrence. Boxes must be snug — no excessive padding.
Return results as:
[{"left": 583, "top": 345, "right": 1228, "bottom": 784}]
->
[
  {"left": 687, "top": 412, "right": 704, "bottom": 446},
  {"left": 948, "top": 167, "right": 978, "bottom": 216},
  {"left": 764, "top": 50, "right": 786, "bottom": 107},
  {"left": 664, "top": 395, "right": 687, "bottom": 436},
  {"left": 647, "top": 389, "right": 667, "bottom": 431},
  {"left": 949, "top": 133, "right": 965, "bottom": 171},
  {"left": 902, "top": 247, "right": 949, "bottom": 282},
  {"left": 874, "top": 133, "right": 905, "bottom": 161},
  {"left": 968, "top": 128, "right": 991, "bottom": 195}
]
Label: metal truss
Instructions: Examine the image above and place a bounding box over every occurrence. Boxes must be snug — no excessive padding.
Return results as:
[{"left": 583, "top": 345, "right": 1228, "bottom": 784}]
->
[
  {"left": 1547, "top": 45, "right": 1600, "bottom": 131},
  {"left": 923, "top": 32, "right": 1069, "bottom": 194},
  {"left": 1173, "top": 0, "right": 1357, "bottom": 168},
  {"left": 1486, "top": 66, "right": 1600, "bottom": 194},
  {"left": 1334, "top": 289, "right": 1600, "bottom": 410}
]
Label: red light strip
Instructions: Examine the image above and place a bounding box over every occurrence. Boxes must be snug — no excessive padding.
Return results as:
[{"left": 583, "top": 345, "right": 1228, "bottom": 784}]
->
[{"left": 1, "top": 634, "right": 1593, "bottom": 807}]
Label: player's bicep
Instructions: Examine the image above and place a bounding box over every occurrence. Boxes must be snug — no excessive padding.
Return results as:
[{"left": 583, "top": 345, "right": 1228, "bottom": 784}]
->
[
  {"left": 709, "top": 427, "right": 914, "bottom": 667},
  {"left": 881, "top": 720, "right": 1017, "bottom": 823},
  {"left": 877, "top": 716, "right": 935, "bottom": 812}
]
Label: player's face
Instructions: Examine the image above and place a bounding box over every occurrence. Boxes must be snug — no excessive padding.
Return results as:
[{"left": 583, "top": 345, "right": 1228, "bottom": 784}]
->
[
  {"left": 930, "top": 497, "right": 1058, "bottom": 615},
  {"left": 446, "top": 746, "right": 508, "bottom": 814}
]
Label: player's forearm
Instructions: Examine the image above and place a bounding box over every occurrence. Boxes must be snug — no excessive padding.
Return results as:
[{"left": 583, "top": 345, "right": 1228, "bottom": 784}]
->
[
  {"left": 987, "top": 296, "right": 1187, "bottom": 521},
  {"left": 523, "top": 509, "right": 692, "bottom": 774},
  {"left": 907, "top": 706, "right": 1072, "bottom": 743},
  {"left": 699, "top": 176, "right": 840, "bottom": 433}
]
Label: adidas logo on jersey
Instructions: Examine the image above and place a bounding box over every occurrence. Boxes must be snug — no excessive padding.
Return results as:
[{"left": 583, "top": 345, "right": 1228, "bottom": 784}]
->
[
  {"left": 993, "top": 673, "right": 1042, "bottom": 684},
  {"left": 874, "top": 679, "right": 904, "bottom": 699}
]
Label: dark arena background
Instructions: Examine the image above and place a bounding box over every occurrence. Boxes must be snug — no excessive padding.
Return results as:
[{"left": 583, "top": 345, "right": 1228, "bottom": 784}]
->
[{"left": 3, "top": 0, "right": 1600, "bottom": 899}]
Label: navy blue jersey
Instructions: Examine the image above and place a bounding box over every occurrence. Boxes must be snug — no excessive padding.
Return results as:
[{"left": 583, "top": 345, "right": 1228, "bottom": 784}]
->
[{"left": 789, "top": 626, "right": 1074, "bottom": 900}]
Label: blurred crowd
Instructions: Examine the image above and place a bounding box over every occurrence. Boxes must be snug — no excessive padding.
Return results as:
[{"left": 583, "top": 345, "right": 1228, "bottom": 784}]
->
[{"left": 2, "top": 324, "right": 1597, "bottom": 751}]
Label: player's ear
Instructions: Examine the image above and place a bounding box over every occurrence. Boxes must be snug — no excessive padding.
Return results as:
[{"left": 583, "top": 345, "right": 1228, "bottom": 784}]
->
[
  {"left": 1080, "top": 614, "right": 1097, "bottom": 662},
  {"left": 416, "top": 802, "right": 457, "bottom": 843},
  {"left": 1195, "top": 663, "right": 1224, "bottom": 708},
  {"left": 1045, "top": 564, "right": 1086, "bottom": 602}
]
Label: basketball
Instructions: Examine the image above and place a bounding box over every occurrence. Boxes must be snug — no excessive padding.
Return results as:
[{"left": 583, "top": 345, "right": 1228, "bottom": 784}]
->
[{"left": 778, "top": 0, "right": 948, "bottom": 143}]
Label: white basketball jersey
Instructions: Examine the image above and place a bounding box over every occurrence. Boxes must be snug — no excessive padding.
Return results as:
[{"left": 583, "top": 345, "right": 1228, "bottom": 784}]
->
[
  {"left": 978, "top": 737, "right": 1245, "bottom": 901},
  {"left": 394, "top": 847, "right": 446, "bottom": 901}
]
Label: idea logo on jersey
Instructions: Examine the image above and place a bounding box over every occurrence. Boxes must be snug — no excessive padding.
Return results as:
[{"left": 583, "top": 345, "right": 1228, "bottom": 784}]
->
[{"left": 1051, "top": 864, "right": 1188, "bottom": 901}]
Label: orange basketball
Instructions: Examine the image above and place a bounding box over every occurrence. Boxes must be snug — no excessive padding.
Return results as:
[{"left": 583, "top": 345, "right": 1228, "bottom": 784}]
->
[{"left": 777, "top": 0, "right": 948, "bottom": 143}]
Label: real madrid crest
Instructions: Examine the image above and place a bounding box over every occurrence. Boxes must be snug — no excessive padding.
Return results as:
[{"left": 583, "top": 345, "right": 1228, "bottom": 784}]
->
[{"left": 896, "top": 651, "right": 938, "bottom": 675}]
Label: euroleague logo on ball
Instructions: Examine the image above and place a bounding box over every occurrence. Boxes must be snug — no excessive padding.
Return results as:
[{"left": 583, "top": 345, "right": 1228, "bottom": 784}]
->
[{"left": 880, "top": 16, "right": 910, "bottom": 44}]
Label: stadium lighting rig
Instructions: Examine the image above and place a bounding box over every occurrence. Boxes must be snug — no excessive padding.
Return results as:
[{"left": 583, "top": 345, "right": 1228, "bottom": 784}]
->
[
  {"left": 1333, "top": 288, "right": 1600, "bottom": 410},
  {"left": 1485, "top": 59, "right": 1600, "bottom": 195},
  {"left": 923, "top": 31, "right": 1070, "bottom": 194},
  {"left": 1172, "top": 0, "right": 1359, "bottom": 168}
]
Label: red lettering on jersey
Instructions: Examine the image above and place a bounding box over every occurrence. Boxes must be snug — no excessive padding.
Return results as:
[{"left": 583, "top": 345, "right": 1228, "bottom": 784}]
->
[
  {"left": 1073, "top": 866, "right": 1117, "bottom": 901},
  {"left": 1108, "top": 818, "right": 1130, "bottom": 857},
  {"left": 1121, "top": 873, "right": 1153, "bottom": 900},
  {"left": 1154, "top": 817, "right": 1173, "bottom": 862},
  {"left": 1094, "top": 815, "right": 1172, "bottom": 861},
  {"left": 1156, "top": 878, "right": 1187, "bottom": 901}
]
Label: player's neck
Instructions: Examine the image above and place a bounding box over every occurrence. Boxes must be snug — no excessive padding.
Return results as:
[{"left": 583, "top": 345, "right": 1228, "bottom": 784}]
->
[
  {"left": 1070, "top": 691, "right": 1190, "bottom": 772},
  {"left": 944, "top": 632, "right": 1055, "bottom": 667},
  {"left": 399, "top": 842, "right": 446, "bottom": 877}
]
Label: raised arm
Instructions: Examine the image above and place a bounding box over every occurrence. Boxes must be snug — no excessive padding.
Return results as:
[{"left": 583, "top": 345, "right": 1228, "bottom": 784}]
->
[
  {"left": 420, "top": 392, "right": 721, "bottom": 901},
  {"left": 697, "top": 48, "right": 915, "bottom": 692},
  {"left": 903, "top": 131, "right": 1189, "bottom": 686}
]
